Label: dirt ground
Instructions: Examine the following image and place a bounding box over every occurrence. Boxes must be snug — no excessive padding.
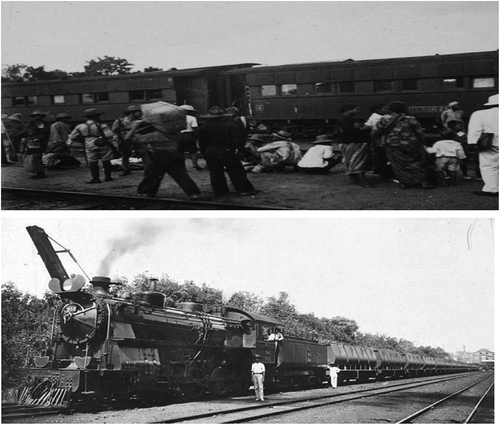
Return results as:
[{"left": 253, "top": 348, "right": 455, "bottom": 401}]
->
[
  {"left": 8, "top": 373, "right": 493, "bottom": 424},
  {"left": 1, "top": 151, "right": 498, "bottom": 210}
]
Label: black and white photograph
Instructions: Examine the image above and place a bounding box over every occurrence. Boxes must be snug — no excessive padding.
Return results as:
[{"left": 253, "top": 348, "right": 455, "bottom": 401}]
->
[
  {"left": 0, "top": 1, "right": 497, "bottom": 424},
  {"left": 0, "top": 218, "right": 495, "bottom": 422},
  {"left": 1, "top": 1, "right": 498, "bottom": 210}
]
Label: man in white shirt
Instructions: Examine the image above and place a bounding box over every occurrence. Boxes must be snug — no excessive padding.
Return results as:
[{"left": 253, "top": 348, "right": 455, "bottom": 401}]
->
[
  {"left": 179, "top": 105, "right": 204, "bottom": 170},
  {"left": 467, "top": 94, "right": 499, "bottom": 196},
  {"left": 251, "top": 354, "right": 266, "bottom": 401},
  {"left": 327, "top": 363, "right": 341, "bottom": 388}
]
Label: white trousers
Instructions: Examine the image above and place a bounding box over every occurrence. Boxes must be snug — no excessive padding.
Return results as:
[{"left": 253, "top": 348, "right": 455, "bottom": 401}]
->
[
  {"left": 330, "top": 375, "right": 338, "bottom": 388},
  {"left": 253, "top": 374, "right": 264, "bottom": 400},
  {"left": 479, "top": 146, "right": 499, "bottom": 193}
]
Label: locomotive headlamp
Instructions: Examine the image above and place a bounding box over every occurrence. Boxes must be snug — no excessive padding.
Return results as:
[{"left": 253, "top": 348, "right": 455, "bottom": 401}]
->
[{"left": 48, "top": 274, "right": 86, "bottom": 293}]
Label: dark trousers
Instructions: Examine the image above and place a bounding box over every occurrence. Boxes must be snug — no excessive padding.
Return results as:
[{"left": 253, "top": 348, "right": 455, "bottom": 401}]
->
[
  {"left": 204, "top": 150, "right": 255, "bottom": 196},
  {"left": 137, "top": 149, "right": 200, "bottom": 197}
]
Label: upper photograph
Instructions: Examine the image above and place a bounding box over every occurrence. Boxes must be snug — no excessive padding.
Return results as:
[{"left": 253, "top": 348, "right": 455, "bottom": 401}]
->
[{"left": 1, "top": 1, "right": 498, "bottom": 210}]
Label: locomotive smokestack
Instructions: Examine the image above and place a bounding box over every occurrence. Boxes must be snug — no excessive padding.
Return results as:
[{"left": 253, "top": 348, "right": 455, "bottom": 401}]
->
[{"left": 90, "top": 276, "right": 112, "bottom": 296}]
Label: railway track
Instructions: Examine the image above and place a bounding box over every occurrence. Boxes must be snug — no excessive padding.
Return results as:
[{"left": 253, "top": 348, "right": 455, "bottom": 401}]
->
[
  {"left": 153, "top": 373, "right": 481, "bottom": 424},
  {"left": 1, "top": 403, "right": 68, "bottom": 422},
  {"left": 397, "top": 375, "right": 494, "bottom": 424},
  {"left": 1, "top": 187, "right": 287, "bottom": 210}
]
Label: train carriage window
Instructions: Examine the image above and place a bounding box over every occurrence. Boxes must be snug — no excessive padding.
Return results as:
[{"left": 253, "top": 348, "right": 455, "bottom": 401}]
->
[
  {"left": 147, "top": 89, "right": 163, "bottom": 100},
  {"left": 281, "top": 84, "right": 297, "bottom": 96},
  {"left": 96, "top": 92, "right": 109, "bottom": 102},
  {"left": 13, "top": 96, "right": 38, "bottom": 106},
  {"left": 472, "top": 77, "right": 495, "bottom": 88},
  {"left": 442, "top": 77, "right": 464, "bottom": 90},
  {"left": 401, "top": 79, "right": 420, "bottom": 91},
  {"left": 129, "top": 90, "right": 146, "bottom": 101},
  {"left": 13, "top": 96, "right": 26, "bottom": 106},
  {"left": 81, "top": 93, "right": 94, "bottom": 104},
  {"left": 261, "top": 85, "right": 277, "bottom": 96},
  {"left": 338, "top": 81, "right": 355, "bottom": 93},
  {"left": 375, "top": 80, "right": 396, "bottom": 92},
  {"left": 52, "top": 95, "right": 65, "bottom": 105},
  {"left": 315, "top": 82, "right": 333, "bottom": 94}
]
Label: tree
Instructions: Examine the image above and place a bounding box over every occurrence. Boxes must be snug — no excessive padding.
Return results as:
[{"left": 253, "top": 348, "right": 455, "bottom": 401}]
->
[
  {"left": 2, "top": 64, "right": 28, "bottom": 82},
  {"left": 84, "top": 56, "right": 134, "bottom": 76},
  {"left": 143, "top": 66, "right": 163, "bottom": 73},
  {"left": 228, "top": 291, "right": 264, "bottom": 312},
  {"left": 2, "top": 282, "right": 56, "bottom": 389}
]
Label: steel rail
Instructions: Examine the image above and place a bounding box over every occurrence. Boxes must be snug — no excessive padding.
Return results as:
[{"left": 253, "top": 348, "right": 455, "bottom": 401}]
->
[
  {"left": 154, "top": 373, "right": 474, "bottom": 424},
  {"left": 1, "top": 187, "right": 287, "bottom": 210},
  {"left": 396, "top": 374, "right": 493, "bottom": 424},
  {"left": 464, "top": 381, "right": 494, "bottom": 424}
]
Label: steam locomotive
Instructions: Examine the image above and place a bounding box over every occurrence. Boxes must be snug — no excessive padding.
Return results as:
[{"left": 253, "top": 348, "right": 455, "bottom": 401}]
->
[
  {"left": 18, "top": 226, "right": 477, "bottom": 407},
  {"left": 2, "top": 50, "right": 497, "bottom": 135}
]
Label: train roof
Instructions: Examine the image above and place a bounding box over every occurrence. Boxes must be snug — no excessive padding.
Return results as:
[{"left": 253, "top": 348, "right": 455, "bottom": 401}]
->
[
  {"left": 225, "top": 306, "right": 284, "bottom": 326},
  {"left": 1, "top": 63, "right": 260, "bottom": 87},
  {"left": 224, "top": 50, "right": 498, "bottom": 74}
]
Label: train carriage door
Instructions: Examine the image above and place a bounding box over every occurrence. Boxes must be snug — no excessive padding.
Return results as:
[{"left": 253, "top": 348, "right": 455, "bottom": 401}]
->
[
  {"left": 227, "top": 74, "right": 248, "bottom": 115},
  {"left": 173, "top": 76, "right": 210, "bottom": 114}
]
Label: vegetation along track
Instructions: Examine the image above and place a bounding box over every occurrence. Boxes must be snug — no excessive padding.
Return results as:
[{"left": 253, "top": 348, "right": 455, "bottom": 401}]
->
[
  {"left": 1, "top": 187, "right": 285, "bottom": 210},
  {"left": 154, "top": 373, "right": 480, "bottom": 424}
]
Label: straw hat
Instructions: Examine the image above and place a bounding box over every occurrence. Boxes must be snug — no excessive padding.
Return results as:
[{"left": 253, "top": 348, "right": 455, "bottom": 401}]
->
[
  {"left": 272, "top": 130, "right": 292, "bottom": 141},
  {"left": 82, "top": 108, "right": 104, "bottom": 117},
  {"left": 312, "top": 134, "right": 335, "bottom": 144},
  {"left": 484, "top": 94, "right": 499, "bottom": 106}
]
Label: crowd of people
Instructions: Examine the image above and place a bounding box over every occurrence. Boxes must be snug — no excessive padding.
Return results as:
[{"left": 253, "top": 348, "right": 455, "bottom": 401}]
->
[{"left": 1, "top": 93, "right": 498, "bottom": 199}]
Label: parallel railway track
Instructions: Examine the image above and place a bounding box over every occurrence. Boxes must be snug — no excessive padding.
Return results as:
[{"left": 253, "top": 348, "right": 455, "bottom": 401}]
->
[
  {"left": 1, "top": 187, "right": 286, "bottom": 210},
  {"left": 153, "top": 373, "right": 482, "bottom": 424}
]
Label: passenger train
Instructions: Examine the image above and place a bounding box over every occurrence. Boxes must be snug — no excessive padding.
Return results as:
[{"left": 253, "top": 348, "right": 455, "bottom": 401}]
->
[
  {"left": 2, "top": 51, "right": 497, "bottom": 135},
  {"left": 18, "top": 226, "right": 478, "bottom": 407}
]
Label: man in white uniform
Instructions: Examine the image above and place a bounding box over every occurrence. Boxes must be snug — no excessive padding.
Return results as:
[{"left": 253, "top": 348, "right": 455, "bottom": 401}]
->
[
  {"left": 327, "top": 363, "right": 341, "bottom": 388},
  {"left": 467, "top": 94, "right": 499, "bottom": 197},
  {"left": 251, "top": 354, "right": 266, "bottom": 401}
]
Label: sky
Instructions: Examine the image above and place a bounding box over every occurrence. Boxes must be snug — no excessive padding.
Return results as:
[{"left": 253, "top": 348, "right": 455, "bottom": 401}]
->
[
  {"left": 1, "top": 217, "right": 495, "bottom": 355},
  {"left": 1, "top": 1, "right": 499, "bottom": 73}
]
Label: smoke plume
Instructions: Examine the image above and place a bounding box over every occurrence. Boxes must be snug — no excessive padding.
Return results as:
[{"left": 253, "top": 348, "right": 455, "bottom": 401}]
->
[{"left": 97, "top": 223, "right": 164, "bottom": 276}]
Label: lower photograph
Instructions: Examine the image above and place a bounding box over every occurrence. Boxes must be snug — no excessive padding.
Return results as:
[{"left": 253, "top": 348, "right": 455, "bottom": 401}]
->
[{"left": 1, "top": 218, "right": 494, "bottom": 424}]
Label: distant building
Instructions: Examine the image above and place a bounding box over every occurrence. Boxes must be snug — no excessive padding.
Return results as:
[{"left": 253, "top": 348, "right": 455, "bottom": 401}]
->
[
  {"left": 453, "top": 348, "right": 494, "bottom": 368},
  {"left": 470, "top": 348, "right": 494, "bottom": 368}
]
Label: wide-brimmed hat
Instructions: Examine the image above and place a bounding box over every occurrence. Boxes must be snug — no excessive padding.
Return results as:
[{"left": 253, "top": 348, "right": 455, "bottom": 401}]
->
[
  {"left": 30, "top": 110, "right": 46, "bottom": 117},
  {"left": 124, "top": 105, "right": 142, "bottom": 114},
  {"left": 208, "top": 106, "right": 230, "bottom": 118},
  {"left": 83, "top": 108, "right": 104, "bottom": 117},
  {"left": 248, "top": 134, "right": 267, "bottom": 144},
  {"left": 447, "top": 101, "right": 459, "bottom": 108},
  {"left": 56, "top": 113, "right": 71, "bottom": 120},
  {"left": 180, "top": 104, "right": 196, "bottom": 112},
  {"left": 7, "top": 113, "right": 23, "bottom": 122},
  {"left": 226, "top": 106, "right": 239, "bottom": 115},
  {"left": 312, "top": 134, "right": 335, "bottom": 144},
  {"left": 484, "top": 94, "right": 499, "bottom": 106},
  {"left": 272, "top": 130, "right": 292, "bottom": 141}
]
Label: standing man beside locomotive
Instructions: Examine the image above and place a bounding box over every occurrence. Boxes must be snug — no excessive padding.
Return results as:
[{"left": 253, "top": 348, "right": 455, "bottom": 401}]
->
[
  {"left": 327, "top": 363, "right": 341, "bottom": 389},
  {"left": 251, "top": 354, "right": 265, "bottom": 401},
  {"left": 70, "top": 109, "right": 114, "bottom": 184},
  {"left": 467, "top": 94, "right": 499, "bottom": 197},
  {"left": 199, "top": 106, "right": 259, "bottom": 197},
  {"left": 112, "top": 105, "right": 142, "bottom": 176}
]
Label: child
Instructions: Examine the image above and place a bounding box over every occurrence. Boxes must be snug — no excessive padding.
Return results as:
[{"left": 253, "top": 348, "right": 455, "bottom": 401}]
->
[
  {"left": 426, "top": 138, "right": 467, "bottom": 186},
  {"left": 441, "top": 120, "right": 480, "bottom": 180}
]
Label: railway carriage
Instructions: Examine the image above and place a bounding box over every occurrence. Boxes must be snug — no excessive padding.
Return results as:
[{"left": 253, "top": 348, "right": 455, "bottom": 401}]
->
[{"left": 2, "top": 51, "right": 497, "bottom": 137}]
